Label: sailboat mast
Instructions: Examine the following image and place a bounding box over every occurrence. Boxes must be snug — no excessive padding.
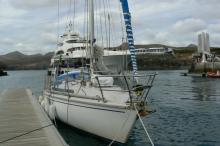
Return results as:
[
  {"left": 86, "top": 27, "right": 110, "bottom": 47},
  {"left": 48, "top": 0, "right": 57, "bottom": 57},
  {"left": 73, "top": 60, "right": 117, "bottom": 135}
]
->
[{"left": 88, "top": 0, "right": 94, "bottom": 73}]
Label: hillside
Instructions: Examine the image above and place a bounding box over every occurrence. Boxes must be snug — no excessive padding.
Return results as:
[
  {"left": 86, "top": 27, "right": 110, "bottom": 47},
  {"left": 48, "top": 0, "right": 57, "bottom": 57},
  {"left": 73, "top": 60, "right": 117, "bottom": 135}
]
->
[
  {"left": 116, "top": 43, "right": 220, "bottom": 70},
  {"left": 0, "top": 52, "right": 53, "bottom": 70},
  {"left": 0, "top": 44, "right": 219, "bottom": 70}
]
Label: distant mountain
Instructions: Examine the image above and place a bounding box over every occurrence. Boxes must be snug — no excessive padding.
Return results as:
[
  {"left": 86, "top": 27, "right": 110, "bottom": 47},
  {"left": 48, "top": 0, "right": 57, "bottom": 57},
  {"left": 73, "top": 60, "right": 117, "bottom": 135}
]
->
[
  {"left": 187, "top": 44, "right": 197, "bottom": 48},
  {"left": 0, "top": 51, "right": 53, "bottom": 70},
  {"left": 0, "top": 43, "right": 219, "bottom": 70},
  {"left": 3, "top": 51, "right": 26, "bottom": 58}
]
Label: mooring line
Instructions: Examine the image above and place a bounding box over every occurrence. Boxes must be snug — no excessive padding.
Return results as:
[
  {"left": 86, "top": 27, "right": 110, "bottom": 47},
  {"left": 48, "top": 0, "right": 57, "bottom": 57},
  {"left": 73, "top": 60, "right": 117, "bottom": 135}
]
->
[
  {"left": 134, "top": 104, "right": 155, "bottom": 146},
  {"left": 0, "top": 123, "right": 54, "bottom": 144}
]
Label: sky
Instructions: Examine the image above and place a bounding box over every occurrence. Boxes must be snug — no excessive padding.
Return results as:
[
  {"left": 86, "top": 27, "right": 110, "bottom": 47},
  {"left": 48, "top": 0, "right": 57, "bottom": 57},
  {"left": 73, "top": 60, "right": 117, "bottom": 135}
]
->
[{"left": 0, "top": 0, "right": 220, "bottom": 55}]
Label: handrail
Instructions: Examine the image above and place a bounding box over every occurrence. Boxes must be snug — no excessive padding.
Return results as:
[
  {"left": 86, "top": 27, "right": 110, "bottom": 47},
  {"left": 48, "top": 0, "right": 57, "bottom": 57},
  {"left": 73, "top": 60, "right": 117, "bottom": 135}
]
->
[
  {"left": 93, "top": 73, "right": 157, "bottom": 103},
  {"left": 100, "top": 85, "right": 152, "bottom": 92},
  {"left": 142, "top": 74, "right": 157, "bottom": 101},
  {"left": 123, "top": 76, "right": 132, "bottom": 105},
  {"left": 93, "top": 74, "right": 157, "bottom": 78},
  {"left": 47, "top": 72, "right": 157, "bottom": 104}
]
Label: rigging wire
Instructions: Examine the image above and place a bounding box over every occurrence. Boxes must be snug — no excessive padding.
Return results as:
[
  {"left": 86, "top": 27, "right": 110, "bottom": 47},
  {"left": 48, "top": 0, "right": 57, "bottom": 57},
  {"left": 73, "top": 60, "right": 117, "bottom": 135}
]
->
[
  {"left": 104, "top": 0, "right": 111, "bottom": 49},
  {"left": 118, "top": 1, "right": 127, "bottom": 72},
  {"left": 65, "top": 0, "right": 74, "bottom": 32},
  {"left": 72, "top": 0, "right": 76, "bottom": 31},
  {"left": 106, "top": 0, "right": 117, "bottom": 48},
  {"left": 97, "top": 0, "right": 104, "bottom": 46},
  {"left": 57, "top": 0, "right": 60, "bottom": 50},
  {"left": 68, "top": 0, "right": 72, "bottom": 24},
  {"left": 118, "top": 0, "right": 128, "bottom": 72},
  {"left": 82, "top": 0, "right": 88, "bottom": 66},
  {"left": 108, "top": 13, "right": 111, "bottom": 49},
  {"left": 118, "top": 1, "right": 125, "bottom": 45},
  {"left": 94, "top": 0, "right": 98, "bottom": 42},
  {"left": 86, "top": 0, "right": 89, "bottom": 58},
  {"left": 101, "top": 0, "right": 108, "bottom": 49},
  {"left": 83, "top": 0, "right": 87, "bottom": 46},
  {"left": 105, "top": 0, "right": 111, "bottom": 49},
  {"left": 69, "top": 0, "right": 76, "bottom": 53}
]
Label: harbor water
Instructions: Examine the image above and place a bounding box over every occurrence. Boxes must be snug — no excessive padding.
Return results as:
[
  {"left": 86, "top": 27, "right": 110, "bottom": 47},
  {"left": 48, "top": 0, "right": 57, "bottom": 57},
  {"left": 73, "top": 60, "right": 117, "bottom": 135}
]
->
[{"left": 0, "top": 70, "right": 220, "bottom": 146}]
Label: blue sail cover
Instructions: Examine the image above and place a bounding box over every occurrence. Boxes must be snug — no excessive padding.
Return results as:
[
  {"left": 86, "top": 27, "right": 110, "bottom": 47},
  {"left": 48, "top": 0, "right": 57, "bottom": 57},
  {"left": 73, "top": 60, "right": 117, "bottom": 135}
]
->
[
  {"left": 56, "top": 70, "right": 90, "bottom": 81},
  {"left": 120, "top": 0, "right": 138, "bottom": 74},
  {"left": 57, "top": 71, "right": 80, "bottom": 81}
]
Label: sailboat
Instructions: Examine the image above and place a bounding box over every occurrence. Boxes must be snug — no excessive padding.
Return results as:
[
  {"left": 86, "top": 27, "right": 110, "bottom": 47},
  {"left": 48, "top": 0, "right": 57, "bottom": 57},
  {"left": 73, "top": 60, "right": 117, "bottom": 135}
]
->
[{"left": 40, "top": 0, "right": 157, "bottom": 143}]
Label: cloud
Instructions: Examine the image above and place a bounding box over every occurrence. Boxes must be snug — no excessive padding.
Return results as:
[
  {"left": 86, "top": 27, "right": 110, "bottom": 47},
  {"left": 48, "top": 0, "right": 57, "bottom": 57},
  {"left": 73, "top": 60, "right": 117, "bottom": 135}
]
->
[
  {"left": 0, "top": 0, "right": 220, "bottom": 55},
  {"left": 0, "top": 0, "right": 26, "bottom": 18},
  {"left": 172, "top": 18, "right": 206, "bottom": 34},
  {"left": 41, "top": 32, "right": 57, "bottom": 45},
  {"left": 8, "top": 0, "right": 56, "bottom": 10},
  {"left": 0, "top": 38, "right": 14, "bottom": 45},
  {"left": 210, "top": 33, "right": 220, "bottom": 46},
  {"left": 209, "top": 24, "right": 220, "bottom": 33},
  {"left": 134, "top": 18, "right": 207, "bottom": 46}
]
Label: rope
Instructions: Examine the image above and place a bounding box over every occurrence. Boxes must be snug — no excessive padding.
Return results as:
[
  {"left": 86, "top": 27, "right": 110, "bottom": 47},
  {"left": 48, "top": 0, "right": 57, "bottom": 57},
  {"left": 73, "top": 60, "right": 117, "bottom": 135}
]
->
[
  {"left": 134, "top": 104, "right": 155, "bottom": 146},
  {"left": 0, "top": 124, "right": 53, "bottom": 144}
]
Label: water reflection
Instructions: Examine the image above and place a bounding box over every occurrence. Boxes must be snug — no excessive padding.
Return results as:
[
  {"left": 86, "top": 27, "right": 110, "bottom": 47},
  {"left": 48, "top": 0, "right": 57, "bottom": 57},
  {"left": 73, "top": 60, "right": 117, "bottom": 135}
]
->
[{"left": 191, "top": 77, "right": 220, "bottom": 101}]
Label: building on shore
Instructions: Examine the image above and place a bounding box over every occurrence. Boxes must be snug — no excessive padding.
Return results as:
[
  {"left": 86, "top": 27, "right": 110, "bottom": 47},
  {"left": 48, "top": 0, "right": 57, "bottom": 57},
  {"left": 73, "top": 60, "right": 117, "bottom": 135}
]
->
[{"left": 135, "top": 47, "right": 174, "bottom": 55}]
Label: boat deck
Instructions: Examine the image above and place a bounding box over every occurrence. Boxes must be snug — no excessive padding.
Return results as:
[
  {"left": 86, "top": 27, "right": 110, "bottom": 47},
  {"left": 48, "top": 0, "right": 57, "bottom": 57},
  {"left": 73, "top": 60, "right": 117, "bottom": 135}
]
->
[{"left": 0, "top": 89, "right": 67, "bottom": 146}]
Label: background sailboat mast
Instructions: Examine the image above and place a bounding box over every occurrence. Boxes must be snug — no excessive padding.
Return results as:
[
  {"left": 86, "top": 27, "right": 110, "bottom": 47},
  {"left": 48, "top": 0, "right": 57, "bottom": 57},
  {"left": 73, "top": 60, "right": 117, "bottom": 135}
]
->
[{"left": 88, "top": 0, "right": 95, "bottom": 73}]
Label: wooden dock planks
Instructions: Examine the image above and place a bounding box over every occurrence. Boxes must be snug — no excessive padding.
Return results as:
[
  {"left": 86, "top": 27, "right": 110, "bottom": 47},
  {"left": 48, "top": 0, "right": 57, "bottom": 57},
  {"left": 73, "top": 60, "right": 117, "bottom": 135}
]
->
[{"left": 0, "top": 89, "right": 68, "bottom": 146}]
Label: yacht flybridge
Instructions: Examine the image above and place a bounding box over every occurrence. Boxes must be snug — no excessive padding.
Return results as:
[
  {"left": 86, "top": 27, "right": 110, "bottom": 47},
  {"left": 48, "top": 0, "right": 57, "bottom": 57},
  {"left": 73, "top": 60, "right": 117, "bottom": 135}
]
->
[
  {"left": 50, "top": 24, "right": 130, "bottom": 74},
  {"left": 40, "top": 0, "right": 157, "bottom": 143},
  {"left": 54, "top": 28, "right": 130, "bottom": 59}
]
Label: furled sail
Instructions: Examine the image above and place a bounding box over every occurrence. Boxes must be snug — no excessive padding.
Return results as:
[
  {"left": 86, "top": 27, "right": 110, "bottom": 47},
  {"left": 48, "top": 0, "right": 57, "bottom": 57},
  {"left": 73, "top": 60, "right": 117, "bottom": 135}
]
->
[{"left": 120, "top": 0, "right": 138, "bottom": 74}]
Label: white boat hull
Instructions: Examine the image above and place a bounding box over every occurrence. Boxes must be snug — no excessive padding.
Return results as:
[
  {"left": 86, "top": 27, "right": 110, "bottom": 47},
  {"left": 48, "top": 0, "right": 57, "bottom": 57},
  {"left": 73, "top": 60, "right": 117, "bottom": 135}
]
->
[{"left": 44, "top": 93, "right": 137, "bottom": 143}]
